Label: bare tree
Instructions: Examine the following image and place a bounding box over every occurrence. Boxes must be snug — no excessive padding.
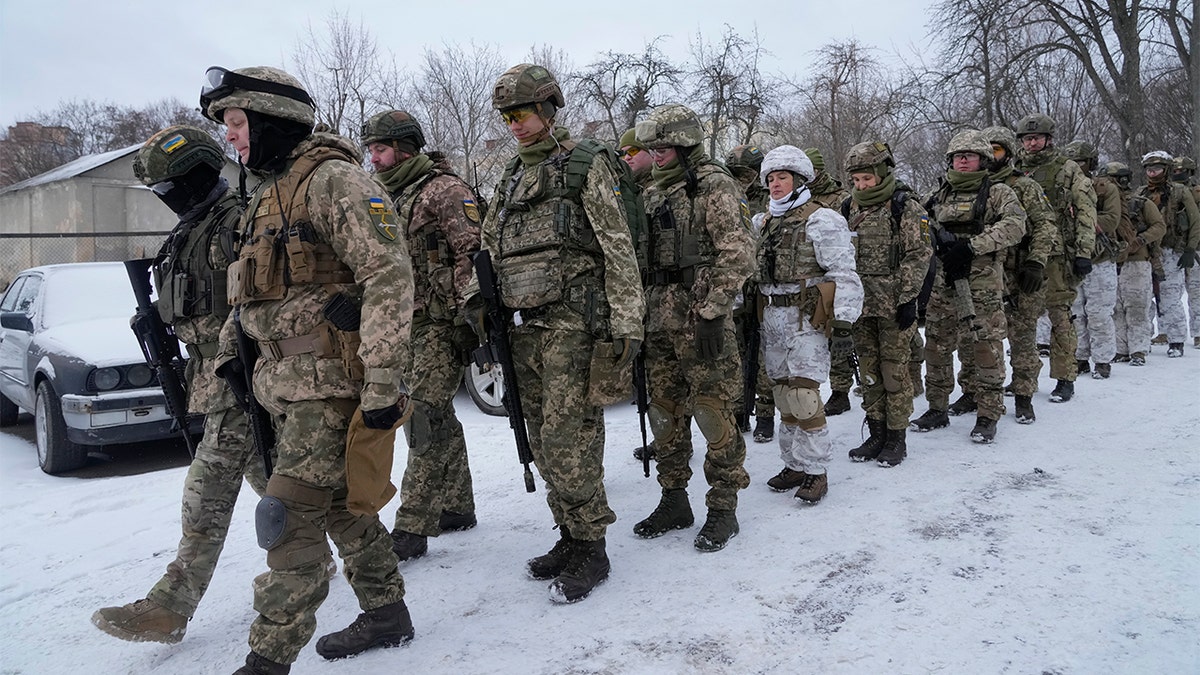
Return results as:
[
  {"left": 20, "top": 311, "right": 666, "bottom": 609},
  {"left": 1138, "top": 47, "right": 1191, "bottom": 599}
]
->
[
  {"left": 572, "top": 38, "right": 682, "bottom": 141},
  {"left": 688, "top": 25, "right": 749, "bottom": 158}
]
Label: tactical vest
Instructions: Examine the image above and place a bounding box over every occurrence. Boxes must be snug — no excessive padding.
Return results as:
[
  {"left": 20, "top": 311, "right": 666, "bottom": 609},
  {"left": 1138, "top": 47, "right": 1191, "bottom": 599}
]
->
[
  {"left": 1144, "top": 183, "right": 1191, "bottom": 250},
  {"left": 840, "top": 189, "right": 911, "bottom": 274},
  {"left": 930, "top": 180, "right": 990, "bottom": 237},
  {"left": 646, "top": 163, "right": 727, "bottom": 285},
  {"left": 227, "top": 145, "right": 357, "bottom": 305},
  {"left": 153, "top": 194, "right": 238, "bottom": 325},
  {"left": 757, "top": 200, "right": 823, "bottom": 285},
  {"left": 492, "top": 142, "right": 607, "bottom": 320},
  {"left": 1023, "top": 153, "right": 1082, "bottom": 255},
  {"left": 393, "top": 168, "right": 465, "bottom": 321}
]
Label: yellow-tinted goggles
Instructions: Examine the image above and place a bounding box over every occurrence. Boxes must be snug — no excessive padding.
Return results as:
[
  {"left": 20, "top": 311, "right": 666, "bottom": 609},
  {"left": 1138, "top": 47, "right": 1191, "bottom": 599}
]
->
[
  {"left": 621, "top": 147, "right": 642, "bottom": 158},
  {"left": 500, "top": 107, "right": 537, "bottom": 125}
]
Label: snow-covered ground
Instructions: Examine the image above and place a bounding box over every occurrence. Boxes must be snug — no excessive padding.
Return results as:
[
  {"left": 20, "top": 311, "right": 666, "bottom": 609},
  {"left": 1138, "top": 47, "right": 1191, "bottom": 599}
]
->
[{"left": 1, "top": 341, "right": 1198, "bottom": 674}]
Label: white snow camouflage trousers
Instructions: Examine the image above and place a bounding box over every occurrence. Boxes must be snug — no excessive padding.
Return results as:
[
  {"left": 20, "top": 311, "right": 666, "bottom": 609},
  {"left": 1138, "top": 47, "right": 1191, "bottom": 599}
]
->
[
  {"left": 1115, "top": 261, "right": 1154, "bottom": 356},
  {"left": 1159, "top": 248, "right": 1188, "bottom": 343},
  {"left": 1187, "top": 265, "right": 1200, "bottom": 340},
  {"left": 761, "top": 304, "right": 832, "bottom": 476},
  {"left": 1072, "top": 260, "right": 1118, "bottom": 364}
]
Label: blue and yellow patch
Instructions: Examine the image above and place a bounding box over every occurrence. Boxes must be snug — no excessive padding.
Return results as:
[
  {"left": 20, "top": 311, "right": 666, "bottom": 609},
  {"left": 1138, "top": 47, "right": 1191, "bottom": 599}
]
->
[
  {"left": 368, "top": 197, "right": 398, "bottom": 242},
  {"left": 919, "top": 215, "right": 931, "bottom": 242},
  {"left": 613, "top": 186, "right": 622, "bottom": 198},
  {"left": 160, "top": 134, "right": 187, "bottom": 153},
  {"left": 739, "top": 199, "right": 751, "bottom": 227},
  {"left": 462, "top": 198, "right": 481, "bottom": 223}
]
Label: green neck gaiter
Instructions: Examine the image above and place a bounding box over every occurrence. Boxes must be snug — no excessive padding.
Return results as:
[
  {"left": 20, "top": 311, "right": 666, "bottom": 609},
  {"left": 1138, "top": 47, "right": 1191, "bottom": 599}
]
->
[
  {"left": 809, "top": 171, "right": 837, "bottom": 196},
  {"left": 1019, "top": 147, "right": 1057, "bottom": 167},
  {"left": 376, "top": 153, "right": 435, "bottom": 196},
  {"left": 517, "top": 127, "right": 572, "bottom": 167},
  {"left": 990, "top": 163, "right": 1014, "bottom": 183},
  {"left": 947, "top": 169, "right": 988, "bottom": 192},
  {"left": 652, "top": 145, "right": 706, "bottom": 189},
  {"left": 852, "top": 171, "right": 896, "bottom": 208}
]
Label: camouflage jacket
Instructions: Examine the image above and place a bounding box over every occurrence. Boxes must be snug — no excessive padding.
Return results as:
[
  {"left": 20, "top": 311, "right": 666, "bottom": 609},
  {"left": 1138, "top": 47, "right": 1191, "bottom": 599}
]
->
[
  {"left": 217, "top": 133, "right": 414, "bottom": 414},
  {"left": 1015, "top": 148, "right": 1097, "bottom": 260},
  {"left": 1110, "top": 185, "right": 1166, "bottom": 263},
  {"left": 845, "top": 192, "right": 932, "bottom": 318},
  {"left": 810, "top": 175, "right": 850, "bottom": 212},
  {"left": 930, "top": 179, "right": 1027, "bottom": 258},
  {"left": 997, "top": 170, "right": 1059, "bottom": 275},
  {"left": 1136, "top": 180, "right": 1200, "bottom": 252}
]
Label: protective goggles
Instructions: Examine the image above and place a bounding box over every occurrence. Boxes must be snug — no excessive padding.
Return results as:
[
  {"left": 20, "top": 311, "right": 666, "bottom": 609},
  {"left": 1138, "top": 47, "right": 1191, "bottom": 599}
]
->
[
  {"left": 199, "top": 66, "right": 314, "bottom": 119},
  {"left": 149, "top": 181, "right": 176, "bottom": 196},
  {"left": 620, "top": 147, "right": 643, "bottom": 158},
  {"left": 499, "top": 107, "right": 537, "bottom": 125}
]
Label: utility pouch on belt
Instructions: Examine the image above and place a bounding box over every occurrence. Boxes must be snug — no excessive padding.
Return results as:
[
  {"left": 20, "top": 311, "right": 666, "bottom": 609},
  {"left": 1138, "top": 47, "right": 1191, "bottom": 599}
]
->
[
  {"left": 322, "top": 293, "right": 364, "bottom": 381},
  {"left": 810, "top": 281, "right": 837, "bottom": 336},
  {"left": 344, "top": 401, "right": 412, "bottom": 516},
  {"left": 587, "top": 340, "right": 633, "bottom": 406}
]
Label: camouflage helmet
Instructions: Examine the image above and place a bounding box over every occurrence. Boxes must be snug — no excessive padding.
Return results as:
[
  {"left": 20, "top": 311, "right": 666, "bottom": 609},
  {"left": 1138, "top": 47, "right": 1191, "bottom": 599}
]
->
[
  {"left": 491, "top": 63, "right": 565, "bottom": 111},
  {"left": 725, "top": 144, "right": 764, "bottom": 171},
  {"left": 843, "top": 141, "right": 895, "bottom": 174},
  {"left": 803, "top": 148, "right": 828, "bottom": 173},
  {"left": 982, "top": 125, "right": 1019, "bottom": 157},
  {"left": 760, "top": 144, "right": 815, "bottom": 187},
  {"left": 202, "top": 66, "right": 315, "bottom": 127},
  {"left": 1173, "top": 156, "right": 1196, "bottom": 177},
  {"left": 1015, "top": 113, "right": 1056, "bottom": 138},
  {"left": 1098, "top": 161, "right": 1132, "bottom": 179},
  {"left": 636, "top": 104, "right": 705, "bottom": 149},
  {"left": 132, "top": 125, "right": 225, "bottom": 186},
  {"left": 618, "top": 127, "right": 646, "bottom": 151},
  {"left": 945, "top": 129, "right": 993, "bottom": 161},
  {"left": 361, "top": 110, "right": 425, "bottom": 150},
  {"left": 1141, "top": 150, "right": 1173, "bottom": 168},
  {"left": 1063, "top": 140, "right": 1098, "bottom": 164}
]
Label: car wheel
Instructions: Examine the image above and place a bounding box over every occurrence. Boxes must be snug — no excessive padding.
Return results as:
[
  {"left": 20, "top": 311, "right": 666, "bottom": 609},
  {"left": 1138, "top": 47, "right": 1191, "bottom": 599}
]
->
[
  {"left": 0, "top": 391, "right": 18, "bottom": 427},
  {"left": 35, "top": 380, "right": 88, "bottom": 474},
  {"left": 463, "top": 362, "right": 506, "bottom": 417}
]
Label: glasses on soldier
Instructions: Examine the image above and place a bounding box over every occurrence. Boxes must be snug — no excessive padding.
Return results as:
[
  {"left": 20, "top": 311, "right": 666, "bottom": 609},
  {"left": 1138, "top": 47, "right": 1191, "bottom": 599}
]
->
[
  {"left": 621, "top": 147, "right": 642, "bottom": 158},
  {"left": 647, "top": 148, "right": 673, "bottom": 158},
  {"left": 149, "top": 181, "right": 176, "bottom": 196},
  {"left": 499, "top": 107, "right": 537, "bottom": 125}
]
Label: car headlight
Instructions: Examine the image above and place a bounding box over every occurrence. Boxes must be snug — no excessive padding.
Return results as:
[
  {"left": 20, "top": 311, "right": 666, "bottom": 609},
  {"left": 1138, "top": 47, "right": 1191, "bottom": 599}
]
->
[
  {"left": 91, "top": 367, "right": 121, "bottom": 391},
  {"left": 125, "top": 364, "right": 153, "bottom": 387}
]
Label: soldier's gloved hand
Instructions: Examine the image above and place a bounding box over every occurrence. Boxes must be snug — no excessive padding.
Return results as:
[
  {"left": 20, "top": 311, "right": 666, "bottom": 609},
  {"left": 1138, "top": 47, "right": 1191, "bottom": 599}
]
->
[
  {"left": 612, "top": 337, "right": 642, "bottom": 370},
  {"left": 1017, "top": 260, "right": 1045, "bottom": 294},
  {"left": 895, "top": 300, "right": 918, "bottom": 330},
  {"left": 695, "top": 317, "right": 725, "bottom": 360},
  {"left": 829, "top": 320, "right": 854, "bottom": 361},
  {"left": 461, "top": 295, "right": 488, "bottom": 342},
  {"left": 1178, "top": 247, "right": 1196, "bottom": 269},
  {"left": 1072, "top": 256, "right": 1093, "bottom": 278},
  {"left": 215, "top": 359, "right": 250, "bottom": 411},
  {"left": 451, "top": 322, "right": 479, "bottom": 363},
  {"left": 940, "top": 240, "right": 974, "bottom": 284},
  {"left": 362, "top": 396, "right": 407, "bottom": 430}
]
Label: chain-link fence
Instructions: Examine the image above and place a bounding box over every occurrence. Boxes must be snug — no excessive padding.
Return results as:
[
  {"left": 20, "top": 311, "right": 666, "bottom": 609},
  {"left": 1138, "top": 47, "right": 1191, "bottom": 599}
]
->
[{"left": 1, "top": 232, "right": 170, "bottom": 290}]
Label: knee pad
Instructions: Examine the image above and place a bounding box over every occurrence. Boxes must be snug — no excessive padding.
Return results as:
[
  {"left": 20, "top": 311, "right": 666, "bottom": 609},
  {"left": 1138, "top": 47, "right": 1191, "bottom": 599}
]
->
[
  {"left": 777, "top": 381, "right": 824, "bottom": 431},
  {"left": 255, "top": 496, "right": 288, "bottom": 550},
  {"left": 693, "top": 396, "right": 733, "bottom": 447},
  {"left": 880, "top": 361, "right": 905, "bottom": 394},
  {"left": 647, "top": 400, "right": 682, "bottom": 444},
  {"left": 260, "top": 474, "right": 333, "bottom": 569}
]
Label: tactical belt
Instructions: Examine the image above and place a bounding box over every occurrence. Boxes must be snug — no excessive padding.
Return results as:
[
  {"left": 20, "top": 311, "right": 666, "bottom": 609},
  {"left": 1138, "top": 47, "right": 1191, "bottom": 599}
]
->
[
  {"left": 645, "top": 268, "right": 696, "bottom": 286},
  {"left": 185, "top": 341, "right": 219, "bottom": 361},
  {"left": 759, "top": 290, "right": 808, "bottom": 307},
  {"left": 257, "top": 325, "right": 338, "bottom": 361}
]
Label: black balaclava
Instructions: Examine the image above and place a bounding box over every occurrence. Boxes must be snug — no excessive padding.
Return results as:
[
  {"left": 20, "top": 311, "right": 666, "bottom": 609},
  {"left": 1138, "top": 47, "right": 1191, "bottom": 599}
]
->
[
  {"left": 245, "top": 109, "right": 312, "bottom": 174},
  {"left": 156, "top": 164, "right": 221, "bottom": 216}
]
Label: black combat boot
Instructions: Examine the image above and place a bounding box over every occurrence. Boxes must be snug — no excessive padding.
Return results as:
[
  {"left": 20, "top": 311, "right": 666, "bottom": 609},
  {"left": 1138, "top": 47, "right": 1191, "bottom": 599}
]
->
[
  {"left": 910, "top": 408, "right": 949, "bottom": 432},
  {"left": 389, "top": 530, "right": 428, "bottom": 562},
  {"left": 633, "top": 488, "right": 694, "bottom": 538},
  {"left": 876, "top": 428, "right": 907, "bottom": 467},
  {"left": 1014, "top": 395, "right": 1036, "bottom": 424},
  {"left": 766, "top": 467, "right": 807, "bottom": 491},
  {"left": 1113, "top": 353, "right": 1130, "bottom": 363},
  {"left": 735, "top": 411, "right": 751, "bottom": 432},
  {"left": 1076, "top": 359, "right": 1091, "bottom": 374},
  {"left": 548, "top": 538, "right": 610, "bottom": 604},
  {"left": 824, "top": 390, "right": 851, "bottom": 416},
  {"left": 314, "top": 600, "right": 414, "bottom": 660},
  {"left": 753, "top": 416, "right": 774, "bottom": 443},
  {"left": 233, "top": 652, "right": 290, "bottom": 675},
  {"left": 1167, "top": 342, "right": 1185, "bottom": 358},
  {"left": 438, "top": 511, "right": 477, "bottom": 532},
  {"left": 947, "top": 392, "right": 977, "bottom": 416},
  {"left": 1049, "top": 379, "right": 1074, "bottom": 403},
  {"left": 1092, "top": 363, "right": 1111, "bottom": 379},
  {"left": 633, "top": 442, "right": 657, "bottom": 462},
  {"left": 848, "top": 418, "right": 886, "bottom": 462},
  {"left": 970, "top": 416, "right": 997, "bottom": 444},
  {"left": 1037, "top": 343, "right": 1051, "bottom": 357},
  {"left": 694, "top": 509, "right": 740, "bottom": 552},
  {"left": 527, "top": 529, "right": 574, "bottom": 580}
]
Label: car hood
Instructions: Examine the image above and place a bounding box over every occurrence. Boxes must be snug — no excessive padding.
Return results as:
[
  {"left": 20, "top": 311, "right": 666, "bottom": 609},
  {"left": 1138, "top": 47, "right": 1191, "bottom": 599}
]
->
[{"left": 38, "top": 317, "right": 145, "bottom": 367}]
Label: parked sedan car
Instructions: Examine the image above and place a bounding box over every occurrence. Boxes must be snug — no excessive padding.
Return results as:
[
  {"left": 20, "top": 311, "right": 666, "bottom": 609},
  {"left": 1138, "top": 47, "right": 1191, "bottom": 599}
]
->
[{"left": 0, "top": 262, "right": 198, "bottom": 474}]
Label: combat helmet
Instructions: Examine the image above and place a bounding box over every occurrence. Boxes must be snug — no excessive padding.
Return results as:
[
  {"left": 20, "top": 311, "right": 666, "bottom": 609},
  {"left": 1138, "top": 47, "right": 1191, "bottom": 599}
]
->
[
  {"left": 726, "top": 144, "right": 764, "bottom": 172},
  {"left": 982, "top": 126, "right": 1019, "bottom": 159},
  {"left": 1063, "top": 140, "right": 1099, "bottom": 170},
  {"left": 1141, "top": 150, "right": 1173, "bottom": 168},
  {"left": 361, "top": 110, "right": 426, "bottom": 151},
  {"left": 1099, "top": 161, "right": 1133, "bottom": 188},
  {"left": 491, "top": 64, "right": 565, "bottom": 112},
  {"left": 1172, "top": 156, "right": 1196, "bottom": 181},
  {"left": 759, "top": 145, "right": 815, "bottom": 187},
  {"left": 1015, "top": 113, "right": 1056, "bottom": 138},
  {"left": 844, "top": 141, "right": 895, "bottom": 176},
  {"left": 201, "top": 66, "right": 315, "bottom": 127},
  {"left": 945, "top": 130, "right": 993, "bottom": 162},
  {"left": 636, "top": 104, "right": 705, "bottom": 149},
  {"left": 133, "top": 126, "right": 225, "bottom": 186}
]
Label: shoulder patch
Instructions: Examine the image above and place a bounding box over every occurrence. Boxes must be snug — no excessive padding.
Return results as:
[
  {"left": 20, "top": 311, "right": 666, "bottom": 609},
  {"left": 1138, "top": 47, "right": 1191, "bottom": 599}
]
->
[
  {"left": 368, "top": 197, "right": 399, "bottom": 242},
  {"left": 462, "top": 199, "right": 481, "bottom": 223},
  {"left": 739, "top": 199, "right": 751, "bottom": 227}
]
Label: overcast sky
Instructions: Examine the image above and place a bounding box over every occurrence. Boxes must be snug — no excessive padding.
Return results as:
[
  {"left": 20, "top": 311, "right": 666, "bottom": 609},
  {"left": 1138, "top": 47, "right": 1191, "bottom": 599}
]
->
[{"left": 0, "top": 0, "right": 931, "bottom": 130}]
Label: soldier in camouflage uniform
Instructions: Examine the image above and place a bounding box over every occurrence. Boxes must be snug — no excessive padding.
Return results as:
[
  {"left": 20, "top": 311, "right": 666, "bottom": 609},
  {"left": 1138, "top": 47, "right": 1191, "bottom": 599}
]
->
[
  {"left": 632, "top": 103, "right": 754, "bottom": 549},
  {"left": 911, "top": 130, "right": 1025, "bottom": 443},
  {"left": 840, "top": 141, "right": 930, "bottom": 467},
  {"left": 1063, "top": 141, "right": 1123, "bottom": 379},
  {"left": 359, "top": 110, "right": 480, "bottom": 562},
  {"left": 1013, "top": 114, "right": 1098, "bottom": 403},
  {"left": 203, "top": 66, "right": 415, "bottom": 674},
  {"left": 755, "top": 145, "right": 862, "bottom": 497},
  {"left": 726, "top": 143, "right": 776, "bottom": 443},
  {"left": 92, "top": 126, "right": 267, "bottom": 646},
  {"left": 477, "top": 64, "right": 644, "bottom": 603},
  {"left": 1137, "top": 151, "right": 1200, "bottom": 358},
  {"left": 1102, "top": 162, "right": 1166, "bottom": 366},
  {"left": 1171, "top": 157, "right": 1200, "bottom": 348}
]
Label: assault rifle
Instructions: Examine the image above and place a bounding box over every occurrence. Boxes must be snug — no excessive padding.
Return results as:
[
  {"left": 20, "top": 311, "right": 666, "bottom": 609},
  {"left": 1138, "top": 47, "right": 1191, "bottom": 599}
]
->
[
  {"left": 124, "top": 258, "right": 197, "bottom": 457},
  {"left": 741, "top": 299, "right": 760, "bottom": 432},
  {"left": 932, "top": 228, "right": 979, "bottom": 342},
  {"left": 632, "top": 347, "right": 651, "bottom": 478},
  {"left": 232, "top": 309, "right": 275, "bottom": 478},
  {"left": 470, "top": 250, "right": 536, "bottom": 493}
]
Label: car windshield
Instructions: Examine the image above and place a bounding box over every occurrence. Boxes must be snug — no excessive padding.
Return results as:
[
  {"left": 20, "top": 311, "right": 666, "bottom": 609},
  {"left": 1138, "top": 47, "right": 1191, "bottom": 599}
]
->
[{"left": 41, "top": 265, "right": 139, "bottom": 328}]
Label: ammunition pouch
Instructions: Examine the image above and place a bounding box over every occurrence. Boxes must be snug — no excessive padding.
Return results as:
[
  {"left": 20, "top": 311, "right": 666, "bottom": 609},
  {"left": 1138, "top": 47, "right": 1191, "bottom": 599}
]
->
[{"left": 587, "top": 340, "right": 632, "bottom": 406}]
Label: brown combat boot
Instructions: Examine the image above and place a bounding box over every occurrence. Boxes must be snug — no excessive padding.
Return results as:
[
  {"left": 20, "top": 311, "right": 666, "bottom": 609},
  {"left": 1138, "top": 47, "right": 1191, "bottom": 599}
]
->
[
  {"left": 793, "top": 473, "right": 829, "bottom": 504},
  {"left": 91, "top": 598, "right": 188, "bottom": 644},
  {"left": 766, "top": 467, "right": 807, "bottom": 492}
]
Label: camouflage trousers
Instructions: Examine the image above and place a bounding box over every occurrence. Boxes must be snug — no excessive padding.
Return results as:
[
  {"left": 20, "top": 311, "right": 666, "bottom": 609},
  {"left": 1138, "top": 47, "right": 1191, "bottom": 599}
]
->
[
  {"left": 249, "top": 398, "right": 405, "bottom": 665},
  {"left": 910, "top": 328, "right": 925, "bottom": 390},
  {"left": 1159, "top": 248, "right": 1188, "bottom": 343},
  {"left": 146, "top": 405, "right": 268, "bottom": 618},
  {"left": 393, "top": 320, "right": 474, "bottom": 537},
  {"left": 733, "top": 314, "right": 775, "bottom": 419},
  {"left": 925, "top": 256, "right": 1007, "bottom": 420},
  {"left": 1044, "top": 255, "right": 1080, "bottom": 381},
  {"left": 1072, "top": 261, "right": 1118, "bottom": 364},
  {"left": 1000, "top": 280, "right": 1045, "bottom": 398},
  {"left": 646, "top": 317, "right": 750, "bottom": 510},
  {"left": 853, "top": 317, "right": 915, "bottom": 430},
  {"left": 1115, "top": 261, "right": 1154, "bottom": 355},
  {"left": 1187, "top": 265, "right": 1200, "bottom": 339},
  {"left": 761, "top": 306, "right": 832, "bottom": 475},
  {"left": 510, "top": 324, "right": 614, "bottom": 541}
]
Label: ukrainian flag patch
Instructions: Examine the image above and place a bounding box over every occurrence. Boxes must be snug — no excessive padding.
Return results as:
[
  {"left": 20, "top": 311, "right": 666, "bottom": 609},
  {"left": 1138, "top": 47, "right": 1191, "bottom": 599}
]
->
[
  {"left": 161, "top": 134, "right": 187, "bottom": 153},
  {"left": 613, "top": 186, "right": 622, "bottom": 198},
  {"left": 462, "top": 199, "right": 481, "bottom": 223},
  {"left": 369, "top": 197, "right": 387, "bottom": 210}
]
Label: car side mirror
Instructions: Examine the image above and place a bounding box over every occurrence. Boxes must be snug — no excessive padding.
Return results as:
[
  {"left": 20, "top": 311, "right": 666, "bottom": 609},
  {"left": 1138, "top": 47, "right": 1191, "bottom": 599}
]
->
[{"left": 0, "top": 312, "right": 34, "bottom": 332}]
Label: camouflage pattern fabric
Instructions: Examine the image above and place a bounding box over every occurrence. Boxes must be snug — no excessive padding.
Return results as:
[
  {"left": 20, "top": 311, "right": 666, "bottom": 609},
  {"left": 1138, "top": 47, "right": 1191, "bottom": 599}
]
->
[
  {"left": 1115, "top": 262, "right": 1154, "bottom": 355},
  {"left": 1187, "top": 267, "right": 1200, "bottom": 340},
  {"left": 829, "top": 346, "right": 855, "bottom": 393},
  {"left": 1043, "top": 255, "right": 1078, "bottom": 381},
  {"left": 1156, "top": 248, "right": 1189, "bottom": 342},
  {"left": 853, "top": 319, "right": 917, "bottom": 428},
  {"left": 1004, "top": 277, "right": 1046, "bottom": 397},
  {"left": 1072, "top": 261, "right": 1118, "bottom": 364}
]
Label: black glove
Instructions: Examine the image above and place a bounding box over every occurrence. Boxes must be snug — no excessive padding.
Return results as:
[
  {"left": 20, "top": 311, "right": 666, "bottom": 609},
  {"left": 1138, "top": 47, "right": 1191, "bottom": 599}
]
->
[
  {"left": 362, "top": 400, "right": 404, "bottom": 430},
  {"left": 1072, "top": 256, "right": 1093, "bottom": 278},
  {"left": 613, "top": 337, "right": 642, "bottom": 370},
  {"left": 695, "top": 317, "right": 725, "bottom": 360},
  {"left": 829, "top": 320, "right": 854, "bottom": 361},
  {"left": 1017, "top": 260, "right": 1045, "bottom": 295},
  {"left": 451, "top": 322, "right": 479, "bottom": 363},
  {"left": 1178, "top": 247, "right": 1196, "bottom": 269},
  {"left": 895, "top": 300, "right": 917, "bottom": 330},
  {"left": 940, "top": 239, "right": 974, "bottom": 284},
  {"left": 215, "top": 359, "right": 250, "bottom": 410}
]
